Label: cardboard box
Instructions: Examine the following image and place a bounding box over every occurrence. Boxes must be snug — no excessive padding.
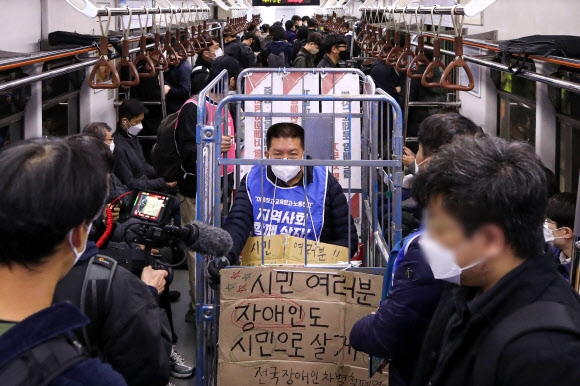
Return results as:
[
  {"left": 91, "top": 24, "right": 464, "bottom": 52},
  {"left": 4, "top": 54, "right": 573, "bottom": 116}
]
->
[
  {"left": 218, "top": 267, "right": 388, "bottom": 386},
  {"left": 240, "top": 235, "right": 350, "bottom": 266}
]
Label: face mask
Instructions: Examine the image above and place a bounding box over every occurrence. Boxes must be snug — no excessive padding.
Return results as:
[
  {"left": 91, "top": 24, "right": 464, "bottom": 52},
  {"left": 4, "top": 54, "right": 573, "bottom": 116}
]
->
[
  {"left": 213, "top": 48, "right": 224, "bottom": 58},
  {"left": 109, "top": 142, "right": 115, "bottom": 153},
  {"left": 310, "top": 47, "right": 320, "bottom": 55},
  {"left": 543, "top": 221, "right": 565, "bottom": 247},
  {"left": 271, "top": 160, "right": 301, "bottom": 183},
  {"left": 413, "top": 157, "right": 430, "bottom": 174},
  {"left": 339, "top": 50, "right": 350, "bottom": 61},
  {"left": 68, "top": 222, "right": 93, "bottom": 266},
  {"left": 418, "top": 232, "right": 481, "bottom": 285},
  {"left": 127, "top": 122, "right": 143, "bottom": 136}
]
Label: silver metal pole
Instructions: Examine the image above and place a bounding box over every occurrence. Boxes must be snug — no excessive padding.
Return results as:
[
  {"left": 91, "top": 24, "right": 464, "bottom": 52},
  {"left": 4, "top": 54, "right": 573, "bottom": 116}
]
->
[
  {"left": 95, "top": 7, "right": 206, "bottom": 17},
  {"left": 360, "top": 6, "right": 467, "bottom": 16}
]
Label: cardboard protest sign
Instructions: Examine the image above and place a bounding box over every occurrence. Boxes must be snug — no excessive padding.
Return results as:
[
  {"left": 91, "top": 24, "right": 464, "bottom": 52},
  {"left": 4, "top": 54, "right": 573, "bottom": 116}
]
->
[
  {"left": 240, "top": 235, "right": 350, "bottom": 266},
  {"left": 218, "top": 267, "right": 388, "bottom": 386}
]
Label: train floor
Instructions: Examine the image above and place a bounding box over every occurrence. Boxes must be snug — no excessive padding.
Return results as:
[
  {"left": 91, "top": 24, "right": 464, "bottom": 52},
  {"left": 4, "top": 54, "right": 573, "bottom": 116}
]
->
[{"left": 171, "top": 269, "right": 198, "bottom": 386}]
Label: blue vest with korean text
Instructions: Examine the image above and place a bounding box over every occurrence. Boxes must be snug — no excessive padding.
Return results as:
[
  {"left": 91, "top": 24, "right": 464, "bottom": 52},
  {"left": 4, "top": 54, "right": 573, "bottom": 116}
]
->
[{"left": 246, "top": 166, "right": 328, "bottom": 241}]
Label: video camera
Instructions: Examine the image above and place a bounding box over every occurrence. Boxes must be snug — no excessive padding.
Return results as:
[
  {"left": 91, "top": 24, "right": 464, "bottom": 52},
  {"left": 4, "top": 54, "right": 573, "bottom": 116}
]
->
[{"left": 122, "top": 190, "right": 190, "bottom": 284}]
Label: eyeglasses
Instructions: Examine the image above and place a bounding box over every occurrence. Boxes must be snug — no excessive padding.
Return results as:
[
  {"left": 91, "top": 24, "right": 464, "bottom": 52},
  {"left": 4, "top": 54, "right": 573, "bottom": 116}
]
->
[{"left": 334, "top": 44, "right": 347, "bottom": 49}]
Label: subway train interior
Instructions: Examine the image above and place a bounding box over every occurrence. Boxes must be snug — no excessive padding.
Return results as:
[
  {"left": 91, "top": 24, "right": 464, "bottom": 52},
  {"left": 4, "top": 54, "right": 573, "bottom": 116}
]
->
[{"left": 2, "top": 0, "right": 580, "bottom": 386}]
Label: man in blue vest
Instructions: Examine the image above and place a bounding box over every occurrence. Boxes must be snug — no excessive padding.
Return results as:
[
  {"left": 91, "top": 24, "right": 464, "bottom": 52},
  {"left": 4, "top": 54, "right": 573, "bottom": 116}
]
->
[{"left": 211, "top": 123, "right": 358, "bottom": 280}]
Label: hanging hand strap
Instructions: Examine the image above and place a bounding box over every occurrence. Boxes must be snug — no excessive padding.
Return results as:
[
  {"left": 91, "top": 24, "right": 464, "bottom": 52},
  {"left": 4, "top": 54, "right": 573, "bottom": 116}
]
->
[
  {"left": 89, "top": 7, "right": 120, "bottom": 89},
  {"left": 407, "top": 6, "right": 430, "bottom": 79},
  {"left": 421, "top": 6, "right": 446, "bottom": 88},
  {"left": 395, "top": 6, "right": 416, "bottom": 71},
  {"left": 440, "top": 5, "right": 474, "bottom": 91}
]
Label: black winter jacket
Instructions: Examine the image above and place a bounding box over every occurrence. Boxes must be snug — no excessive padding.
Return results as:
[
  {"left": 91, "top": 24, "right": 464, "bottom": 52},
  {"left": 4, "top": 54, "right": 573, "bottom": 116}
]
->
[
  {"left": 174, "top": 101, "right": 198, "bottom": 198},
  {"left": 222, "top": 166, "right": 359, "bottom": 264},
  {"left": 316, "top": 54, "right": 339, "bottom": 68},
  {"left": 164, "top": 59, "right": 192, "bottom": 115},
  {"left": 224, "top": 38, "right": 256, "bottom": 69},
  {"left": 293, "top": 48, "right": 315, "bottom": 69},
  {"left": 113, "top": 129, "right": 167, "bottom": 191},
  {"left": 54, "top": 243, "right": 172, "bottom": 386},
  {"left": 411, "top": 253, "right": 580, "bottom": 386}
]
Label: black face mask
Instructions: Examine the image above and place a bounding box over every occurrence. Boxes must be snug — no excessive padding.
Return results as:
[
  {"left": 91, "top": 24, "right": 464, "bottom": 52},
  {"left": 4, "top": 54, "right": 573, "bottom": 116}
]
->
[{"left": 339, "top": 50, "right": 350, "bottom": 61}]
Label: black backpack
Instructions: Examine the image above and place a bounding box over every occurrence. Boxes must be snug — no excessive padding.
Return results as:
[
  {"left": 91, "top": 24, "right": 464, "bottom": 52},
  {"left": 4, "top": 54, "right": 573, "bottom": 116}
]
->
[
  {"left": 267, "top": 51, "right": 286, "bottom": 68},
  {"left": 151, "top": 98, "right": 197, "bottom": 182},
  {"left": 0, "top": 255, "right": 117, "bottom": 386},
  {"left": 498, "top": 35, "right": 580, "bottom": 74},
  {"left": 473, "top": 301, "right": 580, "bottom": 386}
]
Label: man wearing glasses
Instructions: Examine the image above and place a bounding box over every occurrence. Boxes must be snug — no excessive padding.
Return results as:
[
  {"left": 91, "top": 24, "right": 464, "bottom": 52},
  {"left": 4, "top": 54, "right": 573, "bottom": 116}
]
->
[{"left": 317, "top": 33, "right": 349, "bottom": 68}]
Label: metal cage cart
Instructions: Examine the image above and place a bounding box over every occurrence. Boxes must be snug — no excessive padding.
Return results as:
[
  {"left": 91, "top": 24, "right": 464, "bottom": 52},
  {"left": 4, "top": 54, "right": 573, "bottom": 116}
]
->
[{"left": 194, "top": 68, "right": 403, "bottom": 386}]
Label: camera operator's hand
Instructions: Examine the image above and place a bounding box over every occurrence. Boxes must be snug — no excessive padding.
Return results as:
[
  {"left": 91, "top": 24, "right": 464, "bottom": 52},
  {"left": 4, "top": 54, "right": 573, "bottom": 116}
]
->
[
  {"left": 207, "top": 257, "right": 230, "bottom": 290},
  {"left": 141, "top": 266, "right": 168, "bottom": 294},
  {"left": 165, "top": 181, "right": 177, "bottom": 188},
  {"left": 110, "top": 204, "right": 121, "bottom": 223}
]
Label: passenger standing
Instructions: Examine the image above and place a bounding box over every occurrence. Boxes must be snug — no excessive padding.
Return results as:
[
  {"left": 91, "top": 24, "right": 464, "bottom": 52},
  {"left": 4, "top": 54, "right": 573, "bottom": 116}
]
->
[
  {"left": 292, "top": 26, "right": 310, "bottom": 60},
  {"left": 164, "top": 55, "right": 192, "bottom": 115},
  {"left": 293, "top": 32, "right": 323, "bottom": 69},
  {"left": 190, "top": 34, "right": 222, "bottom": 96},
  {"left": 411, "top": 136, "right": 580, "bottom": 386},
  {"left": 317, "top": 33, "right": 348, "bottom": 68},
  {"left": 285, "top": 20, "right": 297, "bottom": 45},
  {"left": 223, "top": 27, "right": 256, "bottom": 69},
  {"left": 265, "top": 26, "right": 293, "bottom": 68},
  {"left": 0, "top": 138, "right": 126, "bottom": 386},
  {"left": 350, "top": 113, "right": 483, "bottom": 386},
  {"left": 113, "top": 99, "right": 177, "bottom": 191}
]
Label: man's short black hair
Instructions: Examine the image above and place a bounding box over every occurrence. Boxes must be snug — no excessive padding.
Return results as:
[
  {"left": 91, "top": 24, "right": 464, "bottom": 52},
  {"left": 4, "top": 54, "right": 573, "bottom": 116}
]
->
[
  {"left": 118, "top": 99, "right": 148, "bottom": 121},
  {"left": 412, "top": 136, "right": 548, "bottom": 259},
  {"left": 307, "top": 18, "right": 317, "bottom": 28},
  {"left": 296, "top": 26, "right": 309, "bottom": 40},
  {"left": 291, "top": 15, "right": 301, "bottom": 22},
  {"left": 308, "top": 32, "right": 323, "bottom": 47},
  {"left": 266, "top": 122, "right": 305, "bottom": 149},
  {"left": 418, "top": 113, "right": 483, "bottom": 157},
  {"left": 242, "top": 32, "right": 257, "bottom": 41},
  {"left": 547, "top": 192, "right": 577, "bottom": 229},
  {"left": 285, "top": 20, "right": 296, "bottom": 31},
  {"left": 0, "top": 138, "right": 108, "bottom": 267},
  {"left": 322, "top": 33, "right": 347, "bottom": 54},
  {"left": 261, "top": 24, "right": 270, "bottom": 33},
  {"left": 270, "top": 26, "right": 286, "bottom": 42},
  {"left": 82, "top": 122, "right": 113, "bottom": 142},
  {"left": 66, "top": 134, "right": 115, "bottom": 174},
  {"left": 302, "top": 16, "right": 310, "bottom": 23},
  {"left": 209, "top": 55, "right": 243, "bottom": 84}
]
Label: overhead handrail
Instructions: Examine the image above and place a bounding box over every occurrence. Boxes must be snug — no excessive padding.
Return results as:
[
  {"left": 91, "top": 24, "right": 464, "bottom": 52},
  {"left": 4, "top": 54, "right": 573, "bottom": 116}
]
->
[
  {"left": 407, "top": 6, "right": 430, "bottom": 79},
  {"left": 421, "top": 7, "right": 446, "bottom": 88},
  {"left": 134, "top": 7, "right": 156, "bottom": 78},
  {"left": 163, "top": 11, "right": 180, "bottom": 66},
  {"left": 371, "top": 28, "right": 384, "bottom": 58},
  {"left": 395, "top": 7, "right": 415, "bottom": 72},
  {"left": 440, "top": 6, "right": 474, "bottom": 91},
  {"left": 88, "top": 7, "right": 121, "bottom": 89},
  {"left": 150, "top": 6, "right": 169, "bottom": 71},
  {"left": 385, "top": 8, "right": 403, "bottom": 66}
]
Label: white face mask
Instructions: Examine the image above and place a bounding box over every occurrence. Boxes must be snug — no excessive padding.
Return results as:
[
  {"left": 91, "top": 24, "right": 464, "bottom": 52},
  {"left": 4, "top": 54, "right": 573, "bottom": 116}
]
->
[
  {"left": 127, "top": 122, "right": 143, "bottom": 136},
  {"left": 271, "top": 161, "right": 301, "bottom": 183},
  {"left": 310, "top": 46, "right": 320, "bottom": 55},
  {"left": 413, "top": 157, "right": 430, "bottom": 174},
  {"left": 68, "top": 222, "right": 93, "bottom": 266},
  {"left": 543, "top": 221, "right": 565, "bottom": 247},
  {"left": 109, "top": 141, "right": 115, "bottom": 153},
  {"left": 418, "top": 232, "right": 481, "bottom": 285},
  {"left": 213, "top": 48, "right": 224, "bottom": 58}
]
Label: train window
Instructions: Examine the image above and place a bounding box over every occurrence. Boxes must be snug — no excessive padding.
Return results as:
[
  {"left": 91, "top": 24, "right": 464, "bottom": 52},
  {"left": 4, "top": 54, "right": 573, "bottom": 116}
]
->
[
  {"left": 0, "top": 69, "right": 29, "bottom": 146},
  {"left": 492, "top": 60, "right": 536, "bottom": 101},
  {"left": 41, "top": 58, "right": 83, "bottom": 136},
  {"left": 549, "top": 67, "right": 580, "bottom": 192}
]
